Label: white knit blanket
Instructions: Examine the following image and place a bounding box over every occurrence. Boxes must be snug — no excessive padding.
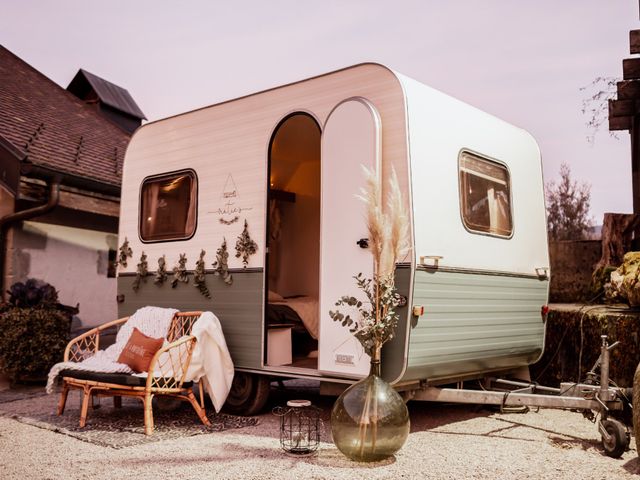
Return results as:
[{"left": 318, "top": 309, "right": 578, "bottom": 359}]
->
[
  {"left": 183, "top": 311, "right": 234, "bottom": 412},
  {"left": 46, "top": 306, "right": 178, "bottom": 393}
]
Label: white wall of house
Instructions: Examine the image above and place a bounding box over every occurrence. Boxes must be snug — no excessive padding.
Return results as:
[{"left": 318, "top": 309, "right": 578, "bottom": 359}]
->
[{"left": 11, "top": 221, "right": 118, "bottom": 328}]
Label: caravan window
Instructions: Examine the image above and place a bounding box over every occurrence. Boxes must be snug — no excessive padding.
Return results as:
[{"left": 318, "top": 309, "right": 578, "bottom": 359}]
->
[
  {"left": 139, "top": 170, "right": 197, "bottom": 242},
  {"left": 459, "top": 152, "right": 512, "bottom": 237}
]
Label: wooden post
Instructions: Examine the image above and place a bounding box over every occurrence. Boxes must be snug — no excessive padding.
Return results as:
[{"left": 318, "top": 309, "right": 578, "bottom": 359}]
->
[
  {"left": 633, "top": 115, "right": 640, "bottom": 248},
  {"left": 609, "top": 27, "right": 640, "bottom": 248},
  {"left": 596, "top": 213, "right": 640, "bottom": 269}
]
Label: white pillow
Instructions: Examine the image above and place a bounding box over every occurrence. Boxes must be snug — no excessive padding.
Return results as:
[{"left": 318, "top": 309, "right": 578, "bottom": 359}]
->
[{"left": 268, "top": 290, "right": 285, "bottom": 302}]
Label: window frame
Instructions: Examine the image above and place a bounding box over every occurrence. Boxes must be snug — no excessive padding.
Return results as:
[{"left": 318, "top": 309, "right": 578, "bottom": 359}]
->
[
  {"left": 138, "top": 168, "right": 198, "bottom": 244},
  {"left": 457, "top": 149, "right": 514, "bottom": 240}
]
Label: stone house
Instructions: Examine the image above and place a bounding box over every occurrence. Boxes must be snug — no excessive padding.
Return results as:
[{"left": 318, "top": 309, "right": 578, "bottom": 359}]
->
[{"left": 0, "top": 45, "right": 144, "bottom": 329}]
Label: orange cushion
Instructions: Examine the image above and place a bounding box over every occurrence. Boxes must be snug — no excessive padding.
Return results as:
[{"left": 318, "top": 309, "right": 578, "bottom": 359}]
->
[{"left": 117, "top": 327, "right": 164, "bottom": 373}]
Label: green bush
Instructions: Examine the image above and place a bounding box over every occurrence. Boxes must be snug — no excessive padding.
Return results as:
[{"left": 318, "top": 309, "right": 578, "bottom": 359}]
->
[
  {"left": 0, "top": 279, "right": 74, "bottom": 382},
  {"left": 0, "top": 307, "right": 71, "bottom": 381}
]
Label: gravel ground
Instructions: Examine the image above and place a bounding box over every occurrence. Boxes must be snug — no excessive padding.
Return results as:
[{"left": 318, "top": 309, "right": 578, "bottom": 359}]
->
[{"left": 1, "top": 381, "right": 639, "bottom": 480}]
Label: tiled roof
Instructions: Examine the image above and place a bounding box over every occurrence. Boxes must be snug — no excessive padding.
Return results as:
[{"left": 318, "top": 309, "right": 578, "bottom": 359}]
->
[
  {"left": 0, "top": 45, "right": 132, "bottom": 189},
  {"left": 68, "top": 69, "right": 146, "bottom": 120}
]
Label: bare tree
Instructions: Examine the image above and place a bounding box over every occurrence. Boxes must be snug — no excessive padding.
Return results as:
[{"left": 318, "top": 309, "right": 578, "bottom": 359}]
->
[
  {"left": 580, "top": 76, "right": 619, "bottom": 144},
  {"left": 546, "top": 163, "right": 593, "bottom": 240}
]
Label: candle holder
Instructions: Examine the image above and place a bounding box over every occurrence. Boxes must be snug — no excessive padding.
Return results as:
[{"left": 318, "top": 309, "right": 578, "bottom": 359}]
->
[{"left": 273, "top": 399, "right": 321, "bottom": 455}]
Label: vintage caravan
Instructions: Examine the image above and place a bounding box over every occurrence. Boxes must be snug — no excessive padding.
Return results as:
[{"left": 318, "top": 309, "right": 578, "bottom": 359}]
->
[{"left": 117, "top": 63, "right": 549, "bottom": 414}]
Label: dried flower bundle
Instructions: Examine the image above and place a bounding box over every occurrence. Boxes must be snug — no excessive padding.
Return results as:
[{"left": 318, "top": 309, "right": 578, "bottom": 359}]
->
[
  {"left": 329, "top": 165, "right": 410, "bottom": 459},
  {"left": 330, "top": 165, "right": 410, "bottom": 358},
  {"left": 194, "top": 250, "right": 211, "bottom": 298},
  {"left": 154, "top": 255, "right": 168, "bottom": 285},
  {"left": 132, "top": 252, "right": 149, "bottom": 292},
  {"left": 235, "top": 219, "right": 258, "bottom": 268},
  {"left": 212, "top": 238, "right": 233, "bottom": 285},
  {"left": 172, "top": 254, "right": 189, "bottom": 288},
  {"left": 118, "top": 237, "right": 133, "bottom": 268}
]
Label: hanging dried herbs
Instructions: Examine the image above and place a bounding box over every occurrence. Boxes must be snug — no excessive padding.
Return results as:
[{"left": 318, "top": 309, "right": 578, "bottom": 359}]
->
[
  {"left": 172, "top": 253, "right": 189, "bottom": 288},
  {"left": 235, "top": 219, "right": 258, "bottom": 268},
  {"left": 212, "top": 238, "right": 233, "bottom": 285},
  {"left": 194, "top": 250, "right": 211, "bottom": 298},
  {"left": 132, "top": 252, "right": 149, "bottom": 292},
  {"left": 219, "top": 216, "right": 239, "bottom": 225},
  {"left": 154, "top": 255, "right": 168, "bottom": 285},
  {"left": 118, "top": 237, "right": 133, "bottom": 268}
]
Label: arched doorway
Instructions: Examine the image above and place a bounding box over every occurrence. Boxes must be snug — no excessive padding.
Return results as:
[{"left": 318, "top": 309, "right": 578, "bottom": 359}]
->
[{"left": 266, "top": 112, "right": 321, "bottom": 370}]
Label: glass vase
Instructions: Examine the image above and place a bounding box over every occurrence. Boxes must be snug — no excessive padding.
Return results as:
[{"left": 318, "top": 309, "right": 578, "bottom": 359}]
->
[{"left": 330, "top": 358, "right": 410, "bottom": 462}]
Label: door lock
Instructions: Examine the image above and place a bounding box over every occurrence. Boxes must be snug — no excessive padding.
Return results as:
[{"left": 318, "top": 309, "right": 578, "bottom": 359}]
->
[{"left": 356, "top": 238, "right": 369, "bottom": 249}]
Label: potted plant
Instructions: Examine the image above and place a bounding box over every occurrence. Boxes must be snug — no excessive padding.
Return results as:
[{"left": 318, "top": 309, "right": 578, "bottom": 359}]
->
[
  {"left": 329, "top": 166, "right": 411, "bottom": 462},
  {"left": 0, "top": 279, "right": 77, "bottom": 384}
]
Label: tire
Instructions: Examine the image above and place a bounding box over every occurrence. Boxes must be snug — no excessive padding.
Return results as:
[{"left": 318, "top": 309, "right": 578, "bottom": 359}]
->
[
  {"left": 633, "top": 362, "right": 640, "bottom": 456},
  {"left": 223, "top": 372, "right": 270, "bottom": 416},
  {"left": 601, "top": 418, "right": 628, "bottom": 458}
]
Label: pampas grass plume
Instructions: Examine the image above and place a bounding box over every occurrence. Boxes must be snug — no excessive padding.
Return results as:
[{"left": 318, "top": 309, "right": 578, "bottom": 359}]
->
[{"left": 357, "top": 165, "right": 410, "bottom": 277}]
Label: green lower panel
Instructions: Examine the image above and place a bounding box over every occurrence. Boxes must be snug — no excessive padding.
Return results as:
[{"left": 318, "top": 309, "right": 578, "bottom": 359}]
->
[
  {"left": 381, "top": 266, "right": 411, "bottom": 383},
  {"left": 402, "top": 269, "right": 548, "bottom": 383},
  {"left": 118, "top": 271, "right": 263, "bottom": 369}
]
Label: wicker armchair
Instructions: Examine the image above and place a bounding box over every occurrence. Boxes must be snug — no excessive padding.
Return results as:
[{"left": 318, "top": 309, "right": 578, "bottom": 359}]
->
[{"left": 57, "top": 311, "right": 210, "bottom": 435}]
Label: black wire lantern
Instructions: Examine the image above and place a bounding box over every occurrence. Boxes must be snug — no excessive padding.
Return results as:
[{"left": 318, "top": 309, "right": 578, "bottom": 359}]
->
[{"left": 273, "top": 399, "right": 322, "bottom": 455}]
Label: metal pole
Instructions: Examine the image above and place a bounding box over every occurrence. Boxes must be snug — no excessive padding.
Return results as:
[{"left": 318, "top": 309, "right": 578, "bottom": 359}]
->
[
  {"left": 599, "top": 336, "right": 610, "bottom": 400},
  {"left": 412, "top": 386, "right": 622, "bottom": 411},
  {"left": 492, "top": 378, "right": 562, "bottom": 394}
]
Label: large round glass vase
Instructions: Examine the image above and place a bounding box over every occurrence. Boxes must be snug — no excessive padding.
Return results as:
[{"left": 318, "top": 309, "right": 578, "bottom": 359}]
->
[{"left": 331, "top": 364, "right": 410, "bottom": 462}]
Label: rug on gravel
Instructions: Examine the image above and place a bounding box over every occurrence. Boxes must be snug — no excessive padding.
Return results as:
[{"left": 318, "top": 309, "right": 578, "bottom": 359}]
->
[
  {"left": 7, "top": 403, "right": 260, "bottom": 449},
  {"left": 0, "top": 386, "right": 47, "bottom": 404}
]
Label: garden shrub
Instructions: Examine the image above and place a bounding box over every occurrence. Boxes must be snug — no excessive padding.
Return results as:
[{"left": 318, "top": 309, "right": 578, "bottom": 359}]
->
[{"left": 0, "top": 279, "right": 75, "bottom": 382}]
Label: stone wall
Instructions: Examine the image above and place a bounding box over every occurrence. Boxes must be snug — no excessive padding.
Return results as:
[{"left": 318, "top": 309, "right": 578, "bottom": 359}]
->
[
  {"left": 530, "top": 305, "right": 640, "bottom": 388},
  {"left": 549, "top": 240, "right": 601, "bottom": 303}
]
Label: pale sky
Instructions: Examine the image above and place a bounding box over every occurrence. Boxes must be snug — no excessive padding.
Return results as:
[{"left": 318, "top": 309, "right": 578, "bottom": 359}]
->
[{"left": 1, "top": 0, "right": 637, "bottom": 223}]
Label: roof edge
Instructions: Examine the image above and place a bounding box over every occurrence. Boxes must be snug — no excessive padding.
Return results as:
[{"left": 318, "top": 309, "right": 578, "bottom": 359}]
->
[
  {"left": 0, "top": 133, "right": 26, "bottom": 160},
  {"left": 138, "top": 62, "right": 400, "bottom": 130},
  {"left": 20, "top": 161, "right": 121, "bottom": 196}
]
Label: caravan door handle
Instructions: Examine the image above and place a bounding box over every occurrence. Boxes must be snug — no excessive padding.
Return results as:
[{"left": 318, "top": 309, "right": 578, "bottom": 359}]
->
[{"left": 356, "top": 238, "right": 369, "bottom": 249}]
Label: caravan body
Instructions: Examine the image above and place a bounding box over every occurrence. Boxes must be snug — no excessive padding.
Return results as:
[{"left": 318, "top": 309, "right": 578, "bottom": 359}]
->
[{"left": 117, "top": 63, "right": 549, "bottom": 398}]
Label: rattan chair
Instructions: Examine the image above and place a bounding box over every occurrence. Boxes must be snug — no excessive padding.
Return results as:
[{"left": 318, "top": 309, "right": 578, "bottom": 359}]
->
[{"left": 57, "top": 311, "right": 210, "bottom": 435}]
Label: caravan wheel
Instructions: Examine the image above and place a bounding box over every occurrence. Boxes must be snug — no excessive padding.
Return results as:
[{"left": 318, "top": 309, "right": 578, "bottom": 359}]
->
[
  {"left": 223, "top": 372, "right": 270, "bottom": 416},
  {"left": 601, "top": 419, "right": 628, "bottom": 458}
]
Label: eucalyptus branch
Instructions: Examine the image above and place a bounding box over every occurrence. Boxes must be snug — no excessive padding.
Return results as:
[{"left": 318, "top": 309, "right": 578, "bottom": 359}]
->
[
  {"left": 194, "top": 249, "right": 211, "bottom": 298},
  {"left": 154, "top": 255, "right": 168, "bottom": 285},
  {"left": 212, "top": 238, "right": 233, "bottom": 285},
  {"left": 118, "top": 237, "right": 133, "bottom": 268},
  {"left": 235, "top": 219, "right": 258, "bottom": 267},
  {"left": 132, "top": 252, "right": 148, "bottom": 292},
  {"left": 172, "top": 253, "right": 189, "bottom": 288}
]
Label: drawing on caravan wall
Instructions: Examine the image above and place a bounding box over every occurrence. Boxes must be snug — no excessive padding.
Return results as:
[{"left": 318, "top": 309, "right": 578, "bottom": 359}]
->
[{"left": 214, "top": 173, "right": 252, "bottom": 224}]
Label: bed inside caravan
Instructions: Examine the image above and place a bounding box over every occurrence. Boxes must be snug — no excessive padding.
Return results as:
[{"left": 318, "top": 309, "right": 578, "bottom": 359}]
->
[{"left": 265, "top": 112, "right": 321, "bottom": 371}]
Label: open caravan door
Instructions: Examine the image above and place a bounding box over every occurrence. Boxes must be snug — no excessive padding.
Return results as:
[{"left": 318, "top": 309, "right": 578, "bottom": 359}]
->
[{"left": 319, "top": 98, "right": 381, "bottom": 378}]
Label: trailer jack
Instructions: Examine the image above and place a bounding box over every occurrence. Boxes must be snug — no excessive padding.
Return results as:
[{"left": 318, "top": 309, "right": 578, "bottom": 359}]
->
[{"left": 410, "top": 335, "right": 631, "bottom": 458}]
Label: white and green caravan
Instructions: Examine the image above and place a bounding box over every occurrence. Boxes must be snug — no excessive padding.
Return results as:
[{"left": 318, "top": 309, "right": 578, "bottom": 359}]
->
[{"left": 117, "top": 63, "right": 549, "bottom": 414}]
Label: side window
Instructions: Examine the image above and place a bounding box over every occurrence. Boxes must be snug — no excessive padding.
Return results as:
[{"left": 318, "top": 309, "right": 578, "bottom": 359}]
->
[
  {"left": 107, "top": 249, "right": 117, "bottom": 278},
  {"left": 139, "top": 170, "right": 197, "bottom": 242},
  {"left": 459, "top": 151, "right": 512, "bottom": 237}
]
